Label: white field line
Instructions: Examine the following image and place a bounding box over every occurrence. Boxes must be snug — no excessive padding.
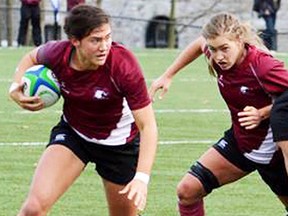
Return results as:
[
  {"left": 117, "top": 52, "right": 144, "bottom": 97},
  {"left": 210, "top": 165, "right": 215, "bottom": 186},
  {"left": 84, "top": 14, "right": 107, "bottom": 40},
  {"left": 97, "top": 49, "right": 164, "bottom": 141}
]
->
[
  {"left": 2, "top": 77, "right": 216, "bottom": 83},
  {"left": 155, "top": 109, "right": 228, "bottom": 113},
  {"left": 0, "top": 142, "right": 45, "bottom": 146},
  {"left": 0, "top": 78, "right": 12, "bottom": 82},
  {"left": 0, "top": 109, "right": 228, "bottom": 115},
  {"left": 0, "top": 140, "right": 214, "bottom": 146},
  {"left": 274, "top": 52, "right": 288, "bottom": 56},
  {"left": 146, "top": 78, "right": 215, "bottom": 82}
]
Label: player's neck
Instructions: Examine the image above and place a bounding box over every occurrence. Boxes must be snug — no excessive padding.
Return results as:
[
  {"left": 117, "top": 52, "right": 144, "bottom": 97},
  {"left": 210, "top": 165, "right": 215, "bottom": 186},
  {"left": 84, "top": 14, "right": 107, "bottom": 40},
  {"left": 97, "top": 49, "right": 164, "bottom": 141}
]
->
[
  {"left": 70, "top": 49, "right": 99, "bottom": 71},
  {"left": 236, "top": 46, "right": 247, "bottom": 66}
]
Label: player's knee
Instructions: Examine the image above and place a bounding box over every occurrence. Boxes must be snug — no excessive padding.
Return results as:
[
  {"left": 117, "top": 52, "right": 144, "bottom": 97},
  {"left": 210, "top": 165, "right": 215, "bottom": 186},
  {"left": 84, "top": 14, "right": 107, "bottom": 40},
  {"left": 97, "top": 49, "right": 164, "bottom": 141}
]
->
[
  {"left": 20, "top": 197, "right": 48, "bottom": 216},
  {"left": 176, "top": 172, "right": 205, "bottom": 204},
  {"left": 188, "top": 161, "right": 220, "bottom": 194},
  {"left": 177, "top": 179, "right": 193, "bottom": 202}
]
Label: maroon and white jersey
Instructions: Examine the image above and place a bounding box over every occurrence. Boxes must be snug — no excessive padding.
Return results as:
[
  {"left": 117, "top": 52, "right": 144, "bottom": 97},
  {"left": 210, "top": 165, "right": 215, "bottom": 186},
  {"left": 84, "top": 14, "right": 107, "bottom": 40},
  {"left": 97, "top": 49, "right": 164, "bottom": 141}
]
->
[
  {"left": 37, "top": 41, "right": 151, "bottom": 146},
  {"left": 205, "top": 45, "right": 288, "bottom": 164}
]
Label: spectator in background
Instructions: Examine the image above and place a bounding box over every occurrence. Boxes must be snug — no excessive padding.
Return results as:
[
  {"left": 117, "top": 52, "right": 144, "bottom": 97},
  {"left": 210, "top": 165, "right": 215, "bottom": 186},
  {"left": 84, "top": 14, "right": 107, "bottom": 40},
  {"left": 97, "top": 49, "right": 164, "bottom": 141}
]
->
[
  {"left": 252, "top": 0, "right": 281, "bottom": 50},
  {"left": 67, "top": 0, "right": 85, "bottom": 11},
  {"left": 17, "top": 0, "right": 42, "bottom": 46}
]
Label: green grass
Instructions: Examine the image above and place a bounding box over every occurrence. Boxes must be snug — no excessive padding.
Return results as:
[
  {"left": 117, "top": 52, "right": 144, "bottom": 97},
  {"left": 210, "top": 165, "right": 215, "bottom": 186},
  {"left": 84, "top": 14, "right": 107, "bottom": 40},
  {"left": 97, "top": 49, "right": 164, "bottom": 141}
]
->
[{"left": 0, "top": 47, "right": 287, "bottom": 215}]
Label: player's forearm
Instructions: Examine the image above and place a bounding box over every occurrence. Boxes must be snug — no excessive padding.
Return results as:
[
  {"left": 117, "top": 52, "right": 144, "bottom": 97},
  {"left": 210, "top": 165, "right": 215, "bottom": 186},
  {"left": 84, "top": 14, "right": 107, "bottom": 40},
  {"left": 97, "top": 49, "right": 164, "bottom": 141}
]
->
[
  {"left": 164, "top": 36, "right": 205, "bottom": 79},
  {"left": 132, "top": 104, "right": 158, "bottom": 184},
  {"left": 259, "top": 104, "right": 272, "bottom": 120},
  {"left": 137, "top": 128, "right": 158, "bottom": 175},
  {"left": 12, "top": 49, "right": 39, "bottom": 83}
]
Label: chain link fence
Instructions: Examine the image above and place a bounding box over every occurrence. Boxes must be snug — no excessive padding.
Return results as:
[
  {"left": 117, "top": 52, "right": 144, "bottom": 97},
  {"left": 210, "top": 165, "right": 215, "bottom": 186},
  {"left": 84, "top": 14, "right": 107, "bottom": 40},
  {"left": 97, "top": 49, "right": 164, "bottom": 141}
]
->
[{"left": 0, "top": 1, "right": 287, "bottom": 51}]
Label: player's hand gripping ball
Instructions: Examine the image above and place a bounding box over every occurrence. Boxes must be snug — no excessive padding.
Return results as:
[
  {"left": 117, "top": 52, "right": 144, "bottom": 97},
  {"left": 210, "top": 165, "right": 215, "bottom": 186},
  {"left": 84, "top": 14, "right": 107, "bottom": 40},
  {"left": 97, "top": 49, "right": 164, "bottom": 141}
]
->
[{"left": 22, "top": 65, "right": 60, "bottom": 108}]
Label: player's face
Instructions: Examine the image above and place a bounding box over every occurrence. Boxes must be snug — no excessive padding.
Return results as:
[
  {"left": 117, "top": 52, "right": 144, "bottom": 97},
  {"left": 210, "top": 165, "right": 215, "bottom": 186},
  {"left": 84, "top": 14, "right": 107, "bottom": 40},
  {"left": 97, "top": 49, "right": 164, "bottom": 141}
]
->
[
  {"left": 73, "top": 23, "right": 112, "bottom": 69},
  {"left": 206, "top": 35, "right": 244, "bottom": 71}
]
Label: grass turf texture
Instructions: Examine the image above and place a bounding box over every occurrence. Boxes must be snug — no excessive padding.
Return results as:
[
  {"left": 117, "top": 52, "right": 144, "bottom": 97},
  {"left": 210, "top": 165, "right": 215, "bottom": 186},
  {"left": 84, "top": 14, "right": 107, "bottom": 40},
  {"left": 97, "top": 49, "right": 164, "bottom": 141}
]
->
[{"left": 0, "top": 47, "right": 287, "bottom": 215}]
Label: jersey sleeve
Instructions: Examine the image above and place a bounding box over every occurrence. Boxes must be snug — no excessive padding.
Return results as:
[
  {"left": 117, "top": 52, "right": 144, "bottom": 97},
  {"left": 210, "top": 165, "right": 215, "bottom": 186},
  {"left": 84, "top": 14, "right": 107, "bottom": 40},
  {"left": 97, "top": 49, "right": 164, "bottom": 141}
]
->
[
  {"left": 112, "top": 47, "right": 151, "bottom": 111},
  {"left": 256, "top": 53, "right": 288, "bottom": 96},
  {"left": 36, "top": 41, "right": 68, "bottom": 70}
]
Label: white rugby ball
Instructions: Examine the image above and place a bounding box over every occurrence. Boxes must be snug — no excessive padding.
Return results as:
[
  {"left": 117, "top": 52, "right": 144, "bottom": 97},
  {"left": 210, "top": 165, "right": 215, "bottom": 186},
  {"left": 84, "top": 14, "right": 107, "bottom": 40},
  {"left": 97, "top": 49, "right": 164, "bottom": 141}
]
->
[{"left": 22, "top": 65, "right": 60, "bottom": 108}]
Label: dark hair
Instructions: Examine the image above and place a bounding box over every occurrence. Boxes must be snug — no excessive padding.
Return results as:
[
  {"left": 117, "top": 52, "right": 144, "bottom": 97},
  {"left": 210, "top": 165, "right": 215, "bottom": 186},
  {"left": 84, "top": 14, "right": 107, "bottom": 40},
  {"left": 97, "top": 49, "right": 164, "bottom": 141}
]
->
[{"left": 64, "top": 5, "right": 110, "bottom": 40}]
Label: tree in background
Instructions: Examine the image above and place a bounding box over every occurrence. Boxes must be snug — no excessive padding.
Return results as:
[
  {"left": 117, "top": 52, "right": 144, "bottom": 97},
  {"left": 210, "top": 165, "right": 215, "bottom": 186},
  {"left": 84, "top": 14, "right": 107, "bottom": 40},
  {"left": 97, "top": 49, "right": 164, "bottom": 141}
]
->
[
  {"left": 6, "top": 0, "right": 13, "bottom": 46},
  {"left": 96, "top": 0, "right": 102, "bottom": 7},
  {"left": 168, "top": 0, "right": 176, "bottom": 49}
]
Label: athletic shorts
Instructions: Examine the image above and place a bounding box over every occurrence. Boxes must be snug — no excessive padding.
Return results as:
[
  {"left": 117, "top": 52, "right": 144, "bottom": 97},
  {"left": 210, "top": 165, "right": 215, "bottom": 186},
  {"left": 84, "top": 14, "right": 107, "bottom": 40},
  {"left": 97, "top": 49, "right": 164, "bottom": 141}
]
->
[
  {"left": 213, "top": 128, "right": 288, "bottom": 196},
  {"left": 271, "top": 90, "right": 288, "bottom": 142},
  {"left": 48, "top": 117, "right": 140, "bottom": 185}
]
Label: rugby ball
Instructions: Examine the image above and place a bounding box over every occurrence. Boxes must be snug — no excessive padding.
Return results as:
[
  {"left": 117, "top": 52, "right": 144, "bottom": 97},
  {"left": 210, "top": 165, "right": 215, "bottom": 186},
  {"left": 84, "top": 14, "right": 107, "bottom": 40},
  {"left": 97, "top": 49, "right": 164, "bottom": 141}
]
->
[{"left": 22, "top": 65, "right": 60, "bottom": 108}]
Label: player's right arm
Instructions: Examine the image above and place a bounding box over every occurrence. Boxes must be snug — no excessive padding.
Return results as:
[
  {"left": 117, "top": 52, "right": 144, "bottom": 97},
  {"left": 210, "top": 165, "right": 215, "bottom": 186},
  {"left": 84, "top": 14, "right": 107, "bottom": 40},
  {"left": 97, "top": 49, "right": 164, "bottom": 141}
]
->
[
  {"left": 238, "top": 104, "right": 272, "bottom": 130},
  {"left": 9, "top": 47, "right": 44, "bottom": 111},
  {"left": 149, "top": 36, "right": 206, "bottom": 101}
]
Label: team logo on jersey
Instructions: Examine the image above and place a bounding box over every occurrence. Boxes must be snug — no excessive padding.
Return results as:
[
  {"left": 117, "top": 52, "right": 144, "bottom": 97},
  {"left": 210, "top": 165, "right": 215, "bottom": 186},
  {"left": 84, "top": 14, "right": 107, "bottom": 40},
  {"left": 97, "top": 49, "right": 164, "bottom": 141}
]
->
[
  {"left": 218, "top": 75, "right": 224, "bottom": 87},
  {"left": 94, "top": 89, "right": 109, "bottom": 100},
  {"left": 240, "top": 86, "right": 249, "bottom": 94},
  {"left": 60, "top": 81, "right": 70, "bottom": 94}
]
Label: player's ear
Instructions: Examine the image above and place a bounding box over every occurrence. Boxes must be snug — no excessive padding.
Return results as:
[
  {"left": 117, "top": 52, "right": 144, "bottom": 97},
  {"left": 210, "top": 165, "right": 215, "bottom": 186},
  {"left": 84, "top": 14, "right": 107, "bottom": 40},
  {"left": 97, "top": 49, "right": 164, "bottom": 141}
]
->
[
  {"left": 70, "top": 37, "right": 80, "bottom": 47},
  {"left": 235, "top": 35, "right": 244, "bottom": 45}
]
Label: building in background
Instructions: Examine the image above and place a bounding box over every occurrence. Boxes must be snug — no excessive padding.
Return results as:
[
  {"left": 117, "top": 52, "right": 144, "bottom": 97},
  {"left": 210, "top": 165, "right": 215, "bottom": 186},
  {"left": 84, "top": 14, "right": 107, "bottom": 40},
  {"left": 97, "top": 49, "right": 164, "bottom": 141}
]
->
[{"left": 0, "top": 0, "right": 287, "bottom": 51}]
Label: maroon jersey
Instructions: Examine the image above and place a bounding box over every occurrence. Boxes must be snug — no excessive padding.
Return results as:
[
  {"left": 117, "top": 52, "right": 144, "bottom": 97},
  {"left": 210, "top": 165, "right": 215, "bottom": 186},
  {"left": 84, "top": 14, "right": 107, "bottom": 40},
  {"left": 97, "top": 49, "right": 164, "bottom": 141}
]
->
[
  {"left": 205, "top": 45, "right": 288, "bottom": 164},
  {"left": 21, "top": 0, "right": 40, "bottom": 5},
  {"left": 37, "top": 41, "right": 151, "bottom": 146},
  {"left": 67, "top": 0, "right": 85, "bottom": 11}
]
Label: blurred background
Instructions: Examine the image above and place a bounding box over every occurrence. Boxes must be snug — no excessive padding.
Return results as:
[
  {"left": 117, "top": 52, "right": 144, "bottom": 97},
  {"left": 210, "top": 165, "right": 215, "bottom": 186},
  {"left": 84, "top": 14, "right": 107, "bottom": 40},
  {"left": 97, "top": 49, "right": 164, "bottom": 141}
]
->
[{"left": 0, "top": 0, "right": 287, "bottom": 51}]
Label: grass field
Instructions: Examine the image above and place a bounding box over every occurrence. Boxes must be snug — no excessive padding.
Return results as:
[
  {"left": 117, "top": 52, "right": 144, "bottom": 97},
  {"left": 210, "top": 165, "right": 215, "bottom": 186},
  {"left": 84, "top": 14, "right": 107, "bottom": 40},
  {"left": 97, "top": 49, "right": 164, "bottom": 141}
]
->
[{"left": 0, "top": 47, "right": 287, "bottom": 215}]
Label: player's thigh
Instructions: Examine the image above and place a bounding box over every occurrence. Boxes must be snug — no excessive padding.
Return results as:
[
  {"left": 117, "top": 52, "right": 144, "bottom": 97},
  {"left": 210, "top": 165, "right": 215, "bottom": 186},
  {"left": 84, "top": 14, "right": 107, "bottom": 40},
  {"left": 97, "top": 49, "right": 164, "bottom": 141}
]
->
[
  {"left": 198, "top": 147, "right": 248, "bottom": 185},
  {"left": 28, "top": 145, "right": 85, "bottom": 206},
  {"left": 102, "top": 179, "right": 137, "bottom": 216},
  {"left": 177, "top": 147, "right": 248, "bottom": 201}
]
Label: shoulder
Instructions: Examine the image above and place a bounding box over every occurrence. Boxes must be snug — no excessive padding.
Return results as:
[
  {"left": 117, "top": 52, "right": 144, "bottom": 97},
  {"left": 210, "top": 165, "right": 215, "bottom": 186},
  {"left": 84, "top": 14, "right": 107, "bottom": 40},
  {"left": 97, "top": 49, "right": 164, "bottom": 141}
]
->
[
  {"left": 37, "top": 40, "right": 72, "bottom": 68},
  {"left": 248, "top": 45, "right": 271, "bottom": 65},
  {"left": 38, "top": 40, "right": 71, "bottom": 54},
  {"left": 106, "top": 42, "right": 146, "bottom": 93},
  {"left": 248, "top": 45, "right": 285, "bottom": 75},
  {"left": 107, "top": 42, "right": 141, "bottom": 73},
  {"left": 110, "top": 42, "right": 137, "bottom": 62}
]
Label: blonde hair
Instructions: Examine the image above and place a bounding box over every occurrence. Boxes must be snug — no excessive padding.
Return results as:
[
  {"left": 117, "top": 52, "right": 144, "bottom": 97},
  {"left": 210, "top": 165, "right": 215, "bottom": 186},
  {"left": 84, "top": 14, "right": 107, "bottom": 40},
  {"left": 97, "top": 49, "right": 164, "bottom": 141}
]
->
[{"left": 202, "top": 12, "right": 267, "bottom": 76}]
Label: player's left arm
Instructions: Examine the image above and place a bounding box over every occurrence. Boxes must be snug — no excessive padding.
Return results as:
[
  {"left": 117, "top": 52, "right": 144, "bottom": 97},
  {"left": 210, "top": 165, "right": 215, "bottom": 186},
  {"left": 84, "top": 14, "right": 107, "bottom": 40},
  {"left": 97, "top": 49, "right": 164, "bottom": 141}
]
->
[{"left": 119, "top": 103, "right": 158, "bottom": 211}]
